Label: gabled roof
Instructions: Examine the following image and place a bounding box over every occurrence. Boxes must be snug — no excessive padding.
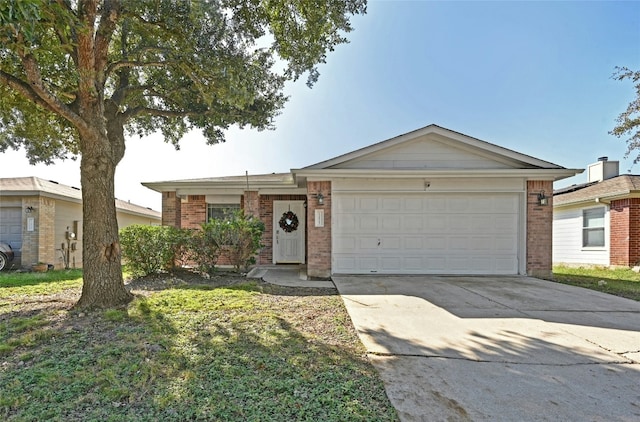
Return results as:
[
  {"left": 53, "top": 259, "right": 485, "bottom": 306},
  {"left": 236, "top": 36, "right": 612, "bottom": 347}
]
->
[
  {"left": 553, "top": 175, "right": 640, "bottom": 206},
  {"left": 302, "top": 124, "right": 565, "bottom": 170},
  {"left": 293, "top": 124, "right": 581, "bottom": 181},
  {"left": 0, "top": 177, "right": 161, "bottom": 218}
]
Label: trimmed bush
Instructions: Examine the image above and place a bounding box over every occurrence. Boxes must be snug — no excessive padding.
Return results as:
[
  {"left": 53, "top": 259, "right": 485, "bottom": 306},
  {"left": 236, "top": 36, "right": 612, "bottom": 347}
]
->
[{"left": 119, "top": 225, "right": 189, "bottom": 277}]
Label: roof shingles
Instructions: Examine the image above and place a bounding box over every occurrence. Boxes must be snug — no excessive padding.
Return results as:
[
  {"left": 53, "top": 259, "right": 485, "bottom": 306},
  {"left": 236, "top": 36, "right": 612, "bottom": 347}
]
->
[{"left": 553, "top": 175, "right": 640, "bottom": 206}]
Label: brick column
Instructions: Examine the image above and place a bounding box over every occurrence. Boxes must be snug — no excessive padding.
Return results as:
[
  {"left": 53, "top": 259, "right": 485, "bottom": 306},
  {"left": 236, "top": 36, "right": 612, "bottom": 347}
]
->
[
  {"left": 610, "top": 198, "right": 640, "bottom": 266},
  {"left": 243, "top": 191, "right": 260, "bottom": 219},
  {"left": 162, "top": 191, "right": 181, "bottom": 227},
  {"left": 526, "top": 180, "right": 553, "bottom": 278},
  {"left": 22, "top": 196, "right": 56, "bottom": 268},
  {"left": 21, "top": 196, "right": 39, "bottom": 267},
  {"left": 307, "top": 181, "right": 331, "bottom": 279}
]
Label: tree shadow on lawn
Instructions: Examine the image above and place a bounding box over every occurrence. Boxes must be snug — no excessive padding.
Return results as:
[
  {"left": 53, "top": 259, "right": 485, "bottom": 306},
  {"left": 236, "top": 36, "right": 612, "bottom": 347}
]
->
[{"left": 0, "top": 280, "right": 397, "bottom": 421}]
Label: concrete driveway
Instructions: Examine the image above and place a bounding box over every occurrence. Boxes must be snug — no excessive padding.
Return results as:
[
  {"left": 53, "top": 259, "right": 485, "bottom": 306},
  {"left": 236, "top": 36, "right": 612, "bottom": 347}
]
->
[{"left": 332, "top": 276, "right": 640, "bottom": 422}]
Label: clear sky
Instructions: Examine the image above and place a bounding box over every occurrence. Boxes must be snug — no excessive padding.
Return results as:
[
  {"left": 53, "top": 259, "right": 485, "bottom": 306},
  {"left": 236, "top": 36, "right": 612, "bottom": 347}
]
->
[{"left": 1, "top": 0, "right": 639, "bottom": 211}]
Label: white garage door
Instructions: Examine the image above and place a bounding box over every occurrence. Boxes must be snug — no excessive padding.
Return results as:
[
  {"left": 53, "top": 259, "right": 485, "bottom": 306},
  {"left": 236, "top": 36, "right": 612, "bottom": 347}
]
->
[{"left": 333, "top": 193, "right": 520, "bottom": 275}]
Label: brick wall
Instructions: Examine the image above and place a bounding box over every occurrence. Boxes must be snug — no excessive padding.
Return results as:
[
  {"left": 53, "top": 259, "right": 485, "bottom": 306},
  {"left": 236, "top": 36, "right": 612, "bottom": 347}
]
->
[
  {"left": 526, "top": 180, "right": 553, "bottom": 278},
  {"left": 306, "top": 181, "right": 331, "bottom": 278},
  {"left": 181, "top": 195, "right": 207, "bottom": 229},
  {"left": 258, "top": 194, "right": 306, "bottom": 265},
  {"left": 162, "top": 192, "right": 181, "bottom": 227},
  {"left": 21, "top": 196, "right": 56, "bottom": 268},
  {"left": 610, "top": 198, "right": 640, "bottom": 266}
]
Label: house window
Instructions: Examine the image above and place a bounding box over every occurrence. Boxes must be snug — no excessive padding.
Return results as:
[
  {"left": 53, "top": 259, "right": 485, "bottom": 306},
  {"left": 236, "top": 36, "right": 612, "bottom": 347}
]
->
[
  {"left": 582, "top": 208, "right": 605, "bottom": 247},
  {"left": 207, "top": 204, "right": 240, "bottom": 221}
]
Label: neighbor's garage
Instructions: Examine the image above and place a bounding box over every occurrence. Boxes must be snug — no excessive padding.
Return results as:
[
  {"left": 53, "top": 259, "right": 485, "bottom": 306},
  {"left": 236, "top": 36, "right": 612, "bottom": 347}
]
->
[
  {"left": 332, "top": 192, "right": 521, "bottom": 275},
  {"left": 0, "top": 204, "right": 23, "bottom": 265}
]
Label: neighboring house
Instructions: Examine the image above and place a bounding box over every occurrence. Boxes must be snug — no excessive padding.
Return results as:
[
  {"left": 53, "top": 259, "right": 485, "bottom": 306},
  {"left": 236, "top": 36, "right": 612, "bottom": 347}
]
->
[
  {"left": 0, "top": 177, "right": 161, "bottom": 270},
  {"left": 143, "top": 124, "right": 580, "bottom": 279},
  {"left": 553, "top": 158, "right": 640, "bottom": 268}
]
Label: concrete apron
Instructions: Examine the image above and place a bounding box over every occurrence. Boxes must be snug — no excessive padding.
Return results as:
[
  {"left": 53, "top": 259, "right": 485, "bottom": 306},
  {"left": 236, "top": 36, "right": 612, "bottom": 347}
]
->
[{"left": 332, "top": 275, "right": 640, "bottom": 422}]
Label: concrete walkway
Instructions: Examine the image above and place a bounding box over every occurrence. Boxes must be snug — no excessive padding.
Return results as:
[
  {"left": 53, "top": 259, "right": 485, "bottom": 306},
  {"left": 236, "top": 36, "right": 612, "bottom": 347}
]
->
[
  {"left": 246, "top": 265, "right": 334, "bottom": 288},
  {"left": 333, "top": 275, "right": 640, "bottom": 422}
]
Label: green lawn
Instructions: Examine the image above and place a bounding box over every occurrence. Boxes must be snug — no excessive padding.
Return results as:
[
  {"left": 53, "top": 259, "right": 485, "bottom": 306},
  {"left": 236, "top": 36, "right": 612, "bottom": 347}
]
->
[
  {"left": 552, "top": 265, "right": 640, "bottom": 301},
  {"left": 0, "top": 270, "right": 398, "bottom": 421}
]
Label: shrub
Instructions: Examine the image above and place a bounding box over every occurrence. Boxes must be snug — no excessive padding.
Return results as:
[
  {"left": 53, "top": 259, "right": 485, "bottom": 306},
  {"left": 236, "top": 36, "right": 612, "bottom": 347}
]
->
[
  {"left": 193, "top": 211, "right": 265, "bottom": 273},
  {"left": 119, "top": 225, "right": 188, "bottom": 277}
]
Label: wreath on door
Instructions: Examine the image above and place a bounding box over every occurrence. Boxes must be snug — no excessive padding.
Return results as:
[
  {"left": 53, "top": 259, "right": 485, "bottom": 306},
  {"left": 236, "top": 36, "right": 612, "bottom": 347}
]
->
[{"left": 279, "top": 210, "right": 299, "bottom": 233}]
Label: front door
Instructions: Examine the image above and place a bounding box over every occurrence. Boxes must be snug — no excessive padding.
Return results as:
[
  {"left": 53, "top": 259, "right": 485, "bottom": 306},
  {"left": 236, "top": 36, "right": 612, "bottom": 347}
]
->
[{"left": 273, "top": 200, "right": 305, "bottom": 263}]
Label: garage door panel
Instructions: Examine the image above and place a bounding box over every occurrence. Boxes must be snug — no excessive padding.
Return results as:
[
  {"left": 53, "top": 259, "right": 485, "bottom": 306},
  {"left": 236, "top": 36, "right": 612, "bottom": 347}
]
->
[
  {"left": 381, "top": 257, "right": 401, "bottom": 271},
  {"left": 333, "top": 192, "right": 520, "bottom": 275},
  {"left": 448, "top": 216, "right": 470, "bottom": 232},
  {"left": 359, "top": 197, "right": 378, "bottom": 211},
  {"left": 404, "top": 216, "right": 424, "bottom": 230},
  {"left": 426, "top": 198, "right": 447, "bottom": 212},
  {"left": 405, "top": 237, "right": 423, "bottom": 249},
  {"left": 405, "top": 198, "right": 423, "bottom": 211},
  {"left": 382, "top": 198, "right": 401, "bottom": 211},
  {"left": 424, "top": 236, "right": 447, "bottom": 250},
  {"left": 334, "top": 236, "right": 356, "bottom": 253},
  {"left": 381, "top": 237, "right": 401, "bottom": 250},
  {"left": 382, "top": 216, "right": 401, "bottom": 230},
  {"left": 359, "top": 237, "right": 379, "bottom": 250},
  {"left": 359, "top": 216, "right": 378, "bottom": 230}
]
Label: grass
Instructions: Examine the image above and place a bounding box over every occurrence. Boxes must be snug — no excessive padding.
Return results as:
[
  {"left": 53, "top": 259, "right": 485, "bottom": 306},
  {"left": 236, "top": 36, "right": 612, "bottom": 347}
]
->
[
  {"left": 552, "top": 265, "right": 640, "bottom": 301},
  {"left": 0, "top": 269, "right": 84, "bottom": 297},
  {"left": 0, "top": 270, "right": 398, "bottom": 421}
]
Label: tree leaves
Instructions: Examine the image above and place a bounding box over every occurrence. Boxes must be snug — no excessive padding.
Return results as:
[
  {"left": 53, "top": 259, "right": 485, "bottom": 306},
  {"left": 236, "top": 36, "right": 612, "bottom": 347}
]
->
[{"left": 610, "top": 66, "right": 640, "bottom": 163}]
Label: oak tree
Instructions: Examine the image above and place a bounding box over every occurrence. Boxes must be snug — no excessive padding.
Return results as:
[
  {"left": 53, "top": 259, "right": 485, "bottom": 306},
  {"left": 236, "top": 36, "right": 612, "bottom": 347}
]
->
[
  {"left": 611, "top": 66, "right": 640, "bottom": 163},
  {"left": 0, "top": 0, "right": 366, "bottom": 308}
]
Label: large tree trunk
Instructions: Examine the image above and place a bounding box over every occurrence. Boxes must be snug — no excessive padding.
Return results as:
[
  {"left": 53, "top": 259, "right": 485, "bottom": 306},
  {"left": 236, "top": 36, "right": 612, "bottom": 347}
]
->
[{"left": 74, "top": 132, "right": 133, "bottom": 309}]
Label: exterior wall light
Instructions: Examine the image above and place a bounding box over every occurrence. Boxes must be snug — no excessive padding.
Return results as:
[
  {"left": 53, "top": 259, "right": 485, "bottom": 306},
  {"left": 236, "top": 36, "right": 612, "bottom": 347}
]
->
[
  {"left": 316, "top": 193, "right": 324, "bottom": 205},
  {"left": 538, "top": 190, "right": 548, "bottom": 206},
  {"left": 25, "top": 206, "right": 34, "bottom": 213}
]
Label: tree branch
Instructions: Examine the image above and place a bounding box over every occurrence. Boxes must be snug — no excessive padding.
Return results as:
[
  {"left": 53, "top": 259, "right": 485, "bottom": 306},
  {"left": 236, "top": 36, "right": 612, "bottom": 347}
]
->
[
  {"left": 95, "top": 0, "right": 120, "bottom": 86},
  {"left": 106, "top": 60, "right": 168, "bottom": 76},
  {"left": 0, "top": 65, "right": 87, "bottom": 134},
  {"left": 124, "top": 106, "right": 201, "bottom": 120}
]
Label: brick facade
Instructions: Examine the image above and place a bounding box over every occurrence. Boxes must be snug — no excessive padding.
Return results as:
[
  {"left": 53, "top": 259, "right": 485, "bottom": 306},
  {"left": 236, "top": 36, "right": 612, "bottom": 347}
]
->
[
  {"left": 610, "top": 198, "right": 640, "bottom": 266},
  {"left": 526, "top": 180, "right": 553, "bottom": 278},
  {"left": 180, "top": 195, "right": 207, "bottom": 229},
  {"left": 306, "top": 181, "right": 332, "bottom": 278}
]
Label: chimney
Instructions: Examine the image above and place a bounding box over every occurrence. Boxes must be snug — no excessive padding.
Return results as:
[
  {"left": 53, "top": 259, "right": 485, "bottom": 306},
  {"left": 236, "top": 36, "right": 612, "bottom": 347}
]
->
[{"left": 587, "top": 157, "right": 619, "bottom": 183}]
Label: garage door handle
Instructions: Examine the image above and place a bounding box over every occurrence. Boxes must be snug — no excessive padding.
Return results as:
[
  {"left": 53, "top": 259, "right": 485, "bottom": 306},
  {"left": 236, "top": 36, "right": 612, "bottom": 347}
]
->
[{"left": 378, "top": 239, "right": 381, "bottom": 246}]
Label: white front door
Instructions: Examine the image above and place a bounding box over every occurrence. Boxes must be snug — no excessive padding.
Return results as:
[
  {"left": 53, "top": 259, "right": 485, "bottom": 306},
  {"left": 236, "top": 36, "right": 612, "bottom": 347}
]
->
[{"left": 273, "top": 200, "right": 305, "bottom": 263}]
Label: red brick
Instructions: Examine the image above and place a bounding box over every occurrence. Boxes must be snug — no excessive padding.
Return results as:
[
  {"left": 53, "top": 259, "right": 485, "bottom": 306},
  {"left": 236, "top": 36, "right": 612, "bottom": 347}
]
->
[{"left": 527, "top": 180, "right": 553, "bottom": 278}]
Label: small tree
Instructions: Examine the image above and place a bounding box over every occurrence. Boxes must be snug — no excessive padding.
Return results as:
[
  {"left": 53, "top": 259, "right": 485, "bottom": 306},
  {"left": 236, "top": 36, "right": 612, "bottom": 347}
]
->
[{"left": 610, "top": 66, "right": 640, "bottom": 163}]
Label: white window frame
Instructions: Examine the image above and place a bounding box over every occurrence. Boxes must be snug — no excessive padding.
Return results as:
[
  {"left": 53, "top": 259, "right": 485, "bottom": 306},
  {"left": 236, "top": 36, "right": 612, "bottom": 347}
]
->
[{"left": 582, "top": 207, "right": 605, "bottom": 248}]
